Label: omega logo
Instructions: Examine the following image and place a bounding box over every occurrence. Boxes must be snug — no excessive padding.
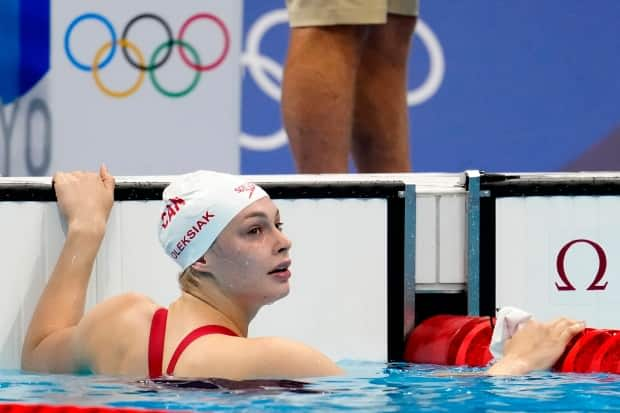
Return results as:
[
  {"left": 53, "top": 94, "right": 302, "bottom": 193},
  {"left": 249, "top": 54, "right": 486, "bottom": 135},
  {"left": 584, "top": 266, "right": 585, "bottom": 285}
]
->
[{"left": 555, "top": 239, "right": 608, "bottom": 291}]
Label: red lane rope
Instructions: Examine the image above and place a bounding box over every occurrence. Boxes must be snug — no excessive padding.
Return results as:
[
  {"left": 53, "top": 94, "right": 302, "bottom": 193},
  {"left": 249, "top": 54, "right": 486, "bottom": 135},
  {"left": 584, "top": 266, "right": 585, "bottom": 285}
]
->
[
  {"left": 405, "top": 314, "right": 620, "bottom": 374},
  {"left": 0, "top": 403, "right": 190, "bottom": 413}
]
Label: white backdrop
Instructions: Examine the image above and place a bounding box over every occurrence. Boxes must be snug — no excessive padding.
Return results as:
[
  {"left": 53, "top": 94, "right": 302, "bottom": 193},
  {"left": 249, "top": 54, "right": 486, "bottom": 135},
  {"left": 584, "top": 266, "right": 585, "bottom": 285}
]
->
[
  {"left": 496, "top": 196, "right": 620, "bottom": 327},
  {"left": 0, "top": 197, "right": 387, "bottom": 369},
  {"left": 0, "top": 172, "right": 472, "bottom": 369}
]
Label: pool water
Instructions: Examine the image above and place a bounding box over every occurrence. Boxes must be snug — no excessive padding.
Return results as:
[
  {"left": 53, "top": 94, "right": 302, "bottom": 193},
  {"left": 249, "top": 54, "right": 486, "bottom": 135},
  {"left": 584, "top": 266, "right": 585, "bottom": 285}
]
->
[{"left": 2, "top": 361, "right": 620, "bottom": 412}]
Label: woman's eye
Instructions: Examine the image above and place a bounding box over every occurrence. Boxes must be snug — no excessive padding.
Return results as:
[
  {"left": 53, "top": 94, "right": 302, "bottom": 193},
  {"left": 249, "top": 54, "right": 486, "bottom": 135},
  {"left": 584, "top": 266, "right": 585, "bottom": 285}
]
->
[
  {"left": 275, "top": 222, "right": 284, "bottom": 231},
  {"left": 248, "top": 227, "right": 262, "bottom": 235}
]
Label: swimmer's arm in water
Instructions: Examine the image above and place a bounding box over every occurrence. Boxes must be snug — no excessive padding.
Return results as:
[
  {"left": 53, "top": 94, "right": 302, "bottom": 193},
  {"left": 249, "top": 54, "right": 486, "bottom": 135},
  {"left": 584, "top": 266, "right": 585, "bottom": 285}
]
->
[
  {"left": 173, "top": 335, "right": 344, "bottom": 380},
  {"left": 486, "top": 318, "right": 584, "bottom": 375},
  {"left": 21, "top": 166, "right": 115, "bottom": 373},
  {"left": 434, "top": 317, "right": 585, "bottom": 377}
]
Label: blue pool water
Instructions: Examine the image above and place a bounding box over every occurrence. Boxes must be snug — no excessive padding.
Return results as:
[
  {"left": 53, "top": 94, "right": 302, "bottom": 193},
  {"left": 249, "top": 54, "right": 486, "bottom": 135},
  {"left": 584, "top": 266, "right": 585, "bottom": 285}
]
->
[{"left": 2, "top": 361, "right": 620, "bottom": 412}]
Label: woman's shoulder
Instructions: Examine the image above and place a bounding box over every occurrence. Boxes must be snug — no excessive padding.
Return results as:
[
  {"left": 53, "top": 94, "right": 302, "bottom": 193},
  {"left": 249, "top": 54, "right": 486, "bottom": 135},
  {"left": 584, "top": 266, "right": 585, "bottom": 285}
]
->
[
  {"left": 75, "top": 293, "right": 162, "bottom": 374},
  {"left": 77, "top": 292, "right": 160, "bottom": 338},
  {"left": 102, "top": 292, "right": 159, "bottom": 311}
]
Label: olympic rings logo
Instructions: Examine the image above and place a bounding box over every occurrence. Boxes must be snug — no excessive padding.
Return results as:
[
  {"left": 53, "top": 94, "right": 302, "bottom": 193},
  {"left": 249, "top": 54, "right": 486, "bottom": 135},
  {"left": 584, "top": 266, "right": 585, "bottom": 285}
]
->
[
  {"left": 64, "top": 12, "right": 230, "bottom": 98},
  {"left": 240, "top": 9, "right": 445, "bottom": 151}
]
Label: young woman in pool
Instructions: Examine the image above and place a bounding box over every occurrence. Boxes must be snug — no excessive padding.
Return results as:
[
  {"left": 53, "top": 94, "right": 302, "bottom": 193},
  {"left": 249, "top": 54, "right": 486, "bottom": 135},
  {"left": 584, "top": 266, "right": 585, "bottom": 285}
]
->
[{"left": 21, "top": 166, "right": 585, "bottom": 378}]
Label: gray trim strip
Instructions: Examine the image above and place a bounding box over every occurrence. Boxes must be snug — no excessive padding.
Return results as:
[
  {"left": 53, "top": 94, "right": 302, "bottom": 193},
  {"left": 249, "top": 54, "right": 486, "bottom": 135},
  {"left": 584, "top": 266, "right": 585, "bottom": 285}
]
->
[
  {"left": 403, "top": 184, "right": 416, "bottom": 337},
  {"left": 466, "top": 170, "right": 481, "bottom": 315}
]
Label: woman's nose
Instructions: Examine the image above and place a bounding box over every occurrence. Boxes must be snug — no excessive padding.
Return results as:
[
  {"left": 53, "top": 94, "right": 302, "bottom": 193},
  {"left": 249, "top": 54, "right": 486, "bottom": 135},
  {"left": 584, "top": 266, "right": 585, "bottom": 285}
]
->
[{"left": 275, "top": 229, "right": 292, "bottom": 254}]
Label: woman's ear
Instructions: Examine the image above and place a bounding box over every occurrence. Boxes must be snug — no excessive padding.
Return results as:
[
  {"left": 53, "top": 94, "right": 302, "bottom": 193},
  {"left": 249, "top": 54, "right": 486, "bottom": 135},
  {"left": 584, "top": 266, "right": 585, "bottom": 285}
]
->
[{"left": 191, "top": 255, "right": 208, "bottom": 272}]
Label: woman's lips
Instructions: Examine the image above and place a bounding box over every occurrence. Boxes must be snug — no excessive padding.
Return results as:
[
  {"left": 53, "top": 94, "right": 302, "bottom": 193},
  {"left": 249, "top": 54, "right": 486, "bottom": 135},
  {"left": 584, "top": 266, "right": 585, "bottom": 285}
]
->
[
  {"left": 268, "top": 259, "right": 291, "bottom": 277},
  {"left": 270, "top": 269, "right": 291, "bottom": 281}
]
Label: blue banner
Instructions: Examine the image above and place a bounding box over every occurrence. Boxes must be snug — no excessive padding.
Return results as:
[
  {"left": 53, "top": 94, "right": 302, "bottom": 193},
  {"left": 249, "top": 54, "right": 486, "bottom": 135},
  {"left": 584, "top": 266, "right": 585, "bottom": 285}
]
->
[
  {"left": 0, "top": 0, "right": 49, "bottom": 105},
  {"left": 240, "top": 0, "right": 620, "bottom": 173}
]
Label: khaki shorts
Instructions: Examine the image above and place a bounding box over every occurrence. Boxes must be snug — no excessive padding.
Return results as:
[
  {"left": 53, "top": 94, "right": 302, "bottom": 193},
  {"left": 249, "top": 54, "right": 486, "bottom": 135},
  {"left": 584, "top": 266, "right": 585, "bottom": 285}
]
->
[{"left": 286, "top": 0, "right": 419, "bottom": 27}]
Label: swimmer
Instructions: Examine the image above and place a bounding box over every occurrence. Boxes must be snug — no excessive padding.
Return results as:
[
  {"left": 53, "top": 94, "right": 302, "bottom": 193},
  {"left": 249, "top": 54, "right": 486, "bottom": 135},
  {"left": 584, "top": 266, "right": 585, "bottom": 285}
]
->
[{"left": 21, "top": 166, "right": 585, "bottom": 378}]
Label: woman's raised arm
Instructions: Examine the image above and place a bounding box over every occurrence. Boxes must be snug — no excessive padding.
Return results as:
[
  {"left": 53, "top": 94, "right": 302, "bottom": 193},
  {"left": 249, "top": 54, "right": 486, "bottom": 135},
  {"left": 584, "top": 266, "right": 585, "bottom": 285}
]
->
[{"left": 21, "top": 165, "right": 115, "bottom": 373}]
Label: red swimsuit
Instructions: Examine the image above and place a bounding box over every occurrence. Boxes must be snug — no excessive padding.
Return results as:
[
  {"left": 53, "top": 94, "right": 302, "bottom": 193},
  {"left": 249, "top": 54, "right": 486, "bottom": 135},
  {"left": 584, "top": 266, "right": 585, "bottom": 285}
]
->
[{"left": 147, "top": 308, "right": 238, "bottom": 378}]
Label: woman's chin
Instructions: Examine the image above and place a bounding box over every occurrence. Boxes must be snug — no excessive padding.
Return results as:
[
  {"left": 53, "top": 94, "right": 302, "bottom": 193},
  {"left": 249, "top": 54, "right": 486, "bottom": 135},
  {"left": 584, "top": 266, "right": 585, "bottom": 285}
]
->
[{"left": 265, "top": 284, "right": 290, "bottom": 305}]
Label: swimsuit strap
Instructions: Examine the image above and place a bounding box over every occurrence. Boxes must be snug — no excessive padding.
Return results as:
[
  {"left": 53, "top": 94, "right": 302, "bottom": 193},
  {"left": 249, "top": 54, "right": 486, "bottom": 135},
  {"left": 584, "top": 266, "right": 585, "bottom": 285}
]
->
[
  {"left": 148, "top": 308, "right": 169, "bottom": 378},
  {"left": 166, "top": 325, "right": 239, "bottom": 376}
]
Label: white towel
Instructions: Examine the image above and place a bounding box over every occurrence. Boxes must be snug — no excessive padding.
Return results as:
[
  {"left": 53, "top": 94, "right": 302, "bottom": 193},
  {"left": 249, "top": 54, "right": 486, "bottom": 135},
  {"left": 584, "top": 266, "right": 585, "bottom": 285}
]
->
[{"left": 489, "top": 306, "right": 532, "bottom": 359}]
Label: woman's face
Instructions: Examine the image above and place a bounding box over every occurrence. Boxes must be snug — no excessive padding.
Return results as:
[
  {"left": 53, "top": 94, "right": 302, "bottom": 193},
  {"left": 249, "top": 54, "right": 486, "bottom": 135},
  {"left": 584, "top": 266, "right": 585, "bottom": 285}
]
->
[{"left": 205, "top": 197, "right": 292, "bottom": 306}]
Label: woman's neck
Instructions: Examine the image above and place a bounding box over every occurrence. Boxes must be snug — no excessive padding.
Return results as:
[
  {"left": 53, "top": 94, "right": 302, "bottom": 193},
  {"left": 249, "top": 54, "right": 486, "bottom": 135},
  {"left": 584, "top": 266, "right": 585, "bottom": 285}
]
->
[{"left": 178, "top": 288, "right": 255, "bottom": 337}]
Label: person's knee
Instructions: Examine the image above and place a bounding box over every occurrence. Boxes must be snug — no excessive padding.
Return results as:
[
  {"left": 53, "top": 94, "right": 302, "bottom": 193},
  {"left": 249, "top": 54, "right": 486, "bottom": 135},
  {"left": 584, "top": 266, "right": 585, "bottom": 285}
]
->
[
  {"left": 289, "top": 25, "right": 369, "bottom": 56},
  {"left": 385, "top": 14, "right": 417, "bottom": 41},
  {"left": 365, "top": 15, "right": 416, "bottom": 61}
]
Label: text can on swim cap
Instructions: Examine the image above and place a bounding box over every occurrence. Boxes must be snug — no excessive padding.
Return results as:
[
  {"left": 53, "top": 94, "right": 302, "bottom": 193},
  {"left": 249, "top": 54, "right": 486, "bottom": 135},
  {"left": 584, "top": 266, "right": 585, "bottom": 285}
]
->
[{"left": 158, "top": 171, "right": 268, "bottom": 269}]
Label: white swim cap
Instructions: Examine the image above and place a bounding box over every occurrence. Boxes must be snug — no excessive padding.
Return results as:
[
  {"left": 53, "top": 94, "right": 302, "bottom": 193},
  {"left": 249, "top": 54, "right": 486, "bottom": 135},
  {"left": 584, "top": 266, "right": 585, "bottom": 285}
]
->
[{"left": 158, "top": 170, "right": 268, "bottom": 269}]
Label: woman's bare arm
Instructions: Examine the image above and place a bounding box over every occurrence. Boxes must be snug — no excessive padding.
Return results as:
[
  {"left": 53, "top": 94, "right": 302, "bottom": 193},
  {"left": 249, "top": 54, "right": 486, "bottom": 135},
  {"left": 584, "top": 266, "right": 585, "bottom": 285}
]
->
[
  {"left": 173, "top": 335, "right": 344, "bottom": 380},
  {"left": 433, "top": 317, "right": 585, "bottom": 377},
  {"left": 487, "top": 317, "right": 585, "bottom": 375},
  {"left": 21, "top": 166, "right": 115, "bottom": 372}
]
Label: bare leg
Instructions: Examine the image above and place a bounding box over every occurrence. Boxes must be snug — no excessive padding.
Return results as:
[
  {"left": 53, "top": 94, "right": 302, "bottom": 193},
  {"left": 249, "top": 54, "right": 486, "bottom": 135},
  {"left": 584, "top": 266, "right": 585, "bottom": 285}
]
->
[
  {"left": 282, "top": 26, "right": 367, "bottom": 173},
  {"left": 352, "top": 14, "right": 417, "bottom": 172}
]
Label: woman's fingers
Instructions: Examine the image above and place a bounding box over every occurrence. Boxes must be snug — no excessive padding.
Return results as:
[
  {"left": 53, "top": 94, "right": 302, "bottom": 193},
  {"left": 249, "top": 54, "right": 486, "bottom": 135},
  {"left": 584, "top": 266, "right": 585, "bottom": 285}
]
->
[
  {"left": 52, "top": 171, "right": 78, "bottom": 192},
  {"left": 54, "top": 169, "right": 113, "bottom": 186},
  {"left": 52, "top": 172, "right": 61, "bottom": 187},
  {"left": 99, "top": 164, "right": 116, "bottom": 192},
  {"left": 549, "top": 318, "right": 573, "bottom": 334},
  {"left": 559, "top": 321, "right": 586, "bottom": 343},
  {"left": 546, "top": 317, "right": 585, "bottom": 344},
  {"left": 52, "top": 169, "right": 115, "bottom": 219}
]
